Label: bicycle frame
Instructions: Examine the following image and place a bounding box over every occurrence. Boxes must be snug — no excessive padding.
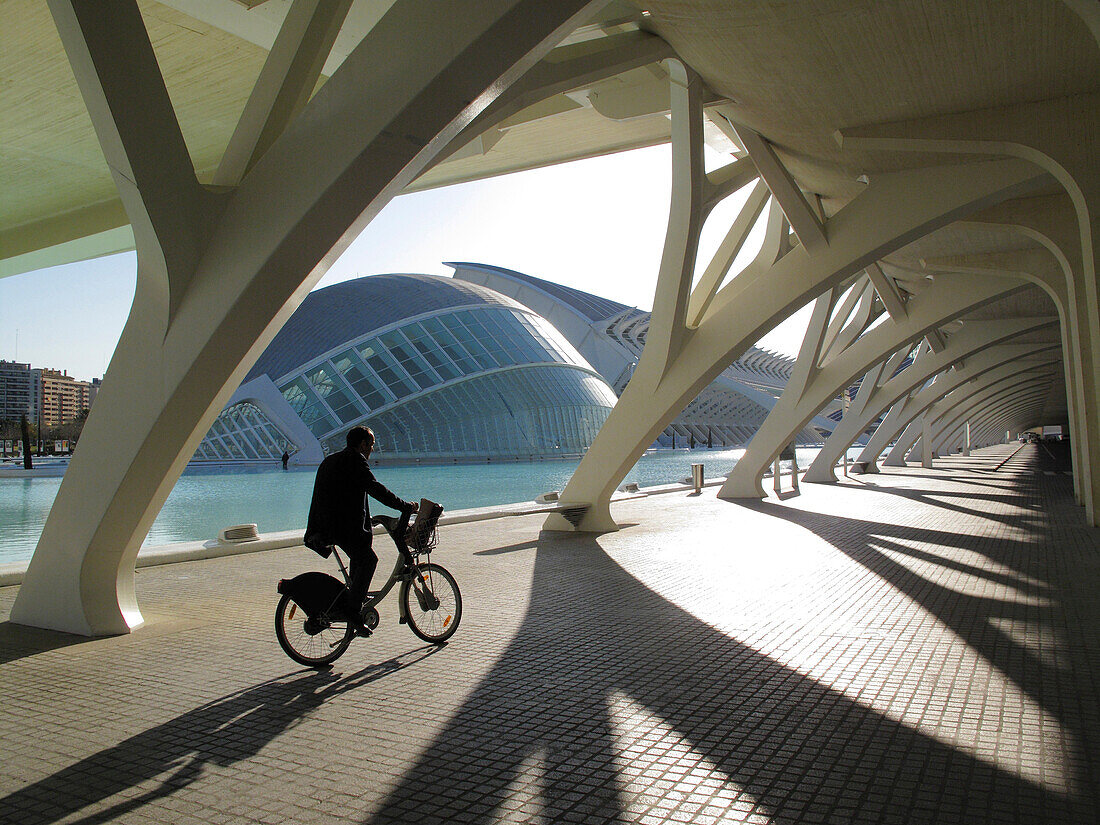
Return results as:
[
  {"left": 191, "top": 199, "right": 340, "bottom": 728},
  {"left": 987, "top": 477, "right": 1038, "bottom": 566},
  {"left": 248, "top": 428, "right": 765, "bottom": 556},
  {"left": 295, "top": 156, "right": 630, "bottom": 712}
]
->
[
  {"left": 328, "top": 513, "right": 430, "bottom": 626},
  {"left": 276, "top": 501, "right": 456, "bottom": 666}
]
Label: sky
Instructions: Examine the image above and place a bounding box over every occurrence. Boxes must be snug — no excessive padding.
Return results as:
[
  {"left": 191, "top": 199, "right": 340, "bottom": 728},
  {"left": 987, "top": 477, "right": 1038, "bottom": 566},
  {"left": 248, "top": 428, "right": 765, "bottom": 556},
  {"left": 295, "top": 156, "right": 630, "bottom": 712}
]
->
[{"left": 0, "top": 145, "right": 811, "bottom": 383}]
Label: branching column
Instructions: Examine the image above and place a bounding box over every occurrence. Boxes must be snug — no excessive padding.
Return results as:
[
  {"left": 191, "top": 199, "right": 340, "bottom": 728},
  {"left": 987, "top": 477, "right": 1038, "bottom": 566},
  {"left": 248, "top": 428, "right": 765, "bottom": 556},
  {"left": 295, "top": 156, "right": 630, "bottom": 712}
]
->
[
  {"left": 805, "top": 319, "right": 1058, "bottom": 483},
  {"left": 838, "top": 92, "right": 1100, "bottom": 522},
  {"left": 547, "top": 144, "right": 1047, "bottom": 529},
  {"left": 12, "top": 0, "right": 596, "bottom": 635},
  {"left": 718, "top": 272, "right": 1025, "bottom": 498}
]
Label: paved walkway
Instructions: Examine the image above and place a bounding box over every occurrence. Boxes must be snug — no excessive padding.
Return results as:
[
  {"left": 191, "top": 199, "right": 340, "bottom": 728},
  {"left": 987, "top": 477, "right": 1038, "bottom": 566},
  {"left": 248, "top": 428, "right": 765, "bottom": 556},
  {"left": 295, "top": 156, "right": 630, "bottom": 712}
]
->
[{"left": 1, "top": 444, "right": 1097, "bottom": 824}]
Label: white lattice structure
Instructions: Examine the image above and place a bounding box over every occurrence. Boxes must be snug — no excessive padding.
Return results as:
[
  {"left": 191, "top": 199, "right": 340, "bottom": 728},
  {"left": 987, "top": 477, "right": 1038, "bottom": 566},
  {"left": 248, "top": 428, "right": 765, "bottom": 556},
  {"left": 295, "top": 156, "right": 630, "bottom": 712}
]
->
[{"left": 2, "top": 1, "right": 1095, "bottom": 632}]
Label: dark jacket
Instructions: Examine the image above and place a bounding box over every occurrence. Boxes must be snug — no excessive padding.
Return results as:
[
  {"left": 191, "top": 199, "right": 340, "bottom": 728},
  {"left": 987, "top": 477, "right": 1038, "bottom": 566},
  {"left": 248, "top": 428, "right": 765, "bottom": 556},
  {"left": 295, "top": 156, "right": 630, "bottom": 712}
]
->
[{"left": 303, "top": 447, "right": 410, "bottom": 557}]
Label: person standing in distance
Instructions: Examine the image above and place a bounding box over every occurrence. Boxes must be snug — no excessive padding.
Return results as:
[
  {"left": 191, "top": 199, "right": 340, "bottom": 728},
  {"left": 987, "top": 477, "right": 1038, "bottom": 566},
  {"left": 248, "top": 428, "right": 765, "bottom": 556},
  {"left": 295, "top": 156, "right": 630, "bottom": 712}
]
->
[{"left": 304, "top": 426, "right": 417, "bottom": 636}]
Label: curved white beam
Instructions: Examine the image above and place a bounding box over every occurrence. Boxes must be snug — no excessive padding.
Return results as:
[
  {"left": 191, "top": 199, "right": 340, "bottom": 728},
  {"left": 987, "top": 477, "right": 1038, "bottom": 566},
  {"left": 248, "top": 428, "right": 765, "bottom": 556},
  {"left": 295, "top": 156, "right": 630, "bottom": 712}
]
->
[
  {"left": 805, "top": 318, "right": 1058, "bottom": 482},
  {"left": 950, "top": 195, "right": 1088, "bottom": 501},
  {"left": 888, "top": 360, "right": 1059, "bottom": 466},
  {"left": 838, "top": 92, "right": 1099, "bottom": 521},
  {"left": 862, "top": 351, "right": 1058, "bottom": 470},
  {"left": 719, "top": 271, "right": 1025, "bottom": 499},
  {"left": 546, "top": 151, "right": 1048, "bottom": 531},
  {"left": 436, "top": 30, "right": 675, "bottom": 168},
  {"left": 12, "top": 0, "right": 598, "bottom": 636},
  {"left": 929, "top": 369, "right": 1060, "bottom": 449},
  {"left": 213, "top": 0, "right": 353, "bottom": 187}
]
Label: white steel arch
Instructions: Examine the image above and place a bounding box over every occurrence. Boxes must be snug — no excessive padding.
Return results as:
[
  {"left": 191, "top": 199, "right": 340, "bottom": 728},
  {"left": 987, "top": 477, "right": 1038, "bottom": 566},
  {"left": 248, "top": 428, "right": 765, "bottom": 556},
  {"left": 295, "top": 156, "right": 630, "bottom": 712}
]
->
[
  {"left": 859, "top": 352, "right": 1061, "bottom": 471},
  {"left": 804, "top": 320, "right": 1060, "bottom": 483},
  {"left": 11, "top": 0, "right": 598, "bottom": 636},
  {"left": 545, "top": 55, "right": 1049, "bottom": 532},
  {"left": 718, "top": 272, "right": 1028, "bottom": 499},
  {"left": 888, "top": 363, "right": 1062, "bottom": 467}
]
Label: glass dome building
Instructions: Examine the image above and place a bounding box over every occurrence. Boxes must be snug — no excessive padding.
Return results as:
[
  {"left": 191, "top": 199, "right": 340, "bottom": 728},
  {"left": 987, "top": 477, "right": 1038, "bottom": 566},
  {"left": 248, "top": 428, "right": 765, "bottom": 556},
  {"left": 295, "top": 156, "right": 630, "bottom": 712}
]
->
[
  {"left": 195, "top": 274, "right": 619, "bottom": 464},
  {"left": 451, "top": 262, "right": 843, "bottom": 448}
]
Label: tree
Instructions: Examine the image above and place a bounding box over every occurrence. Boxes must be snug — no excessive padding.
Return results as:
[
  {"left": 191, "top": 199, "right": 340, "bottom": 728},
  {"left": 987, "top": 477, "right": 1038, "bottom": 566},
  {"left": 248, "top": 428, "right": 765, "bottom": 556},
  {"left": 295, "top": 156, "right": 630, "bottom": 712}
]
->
[
  {"left": 21, "top": 414, "right": 33, "bottom": 470},
  {"left": 45, "top": 408, "right": 90, "bottom": 452}
]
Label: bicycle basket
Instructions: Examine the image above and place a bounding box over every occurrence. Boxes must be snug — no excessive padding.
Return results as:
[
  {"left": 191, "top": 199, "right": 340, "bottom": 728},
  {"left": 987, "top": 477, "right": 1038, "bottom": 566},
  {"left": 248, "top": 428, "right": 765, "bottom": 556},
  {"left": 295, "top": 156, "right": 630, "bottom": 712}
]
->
[{"left": 406, "top": 498, "right": 443, "bottom": 554}]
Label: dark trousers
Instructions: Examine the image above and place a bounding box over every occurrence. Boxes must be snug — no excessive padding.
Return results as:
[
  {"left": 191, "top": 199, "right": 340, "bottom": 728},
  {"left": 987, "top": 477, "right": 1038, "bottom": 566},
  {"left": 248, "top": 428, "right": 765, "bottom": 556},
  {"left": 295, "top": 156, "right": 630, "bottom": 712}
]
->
[{"left": 339, "top": 535, "right": 378, "bottom": 618}]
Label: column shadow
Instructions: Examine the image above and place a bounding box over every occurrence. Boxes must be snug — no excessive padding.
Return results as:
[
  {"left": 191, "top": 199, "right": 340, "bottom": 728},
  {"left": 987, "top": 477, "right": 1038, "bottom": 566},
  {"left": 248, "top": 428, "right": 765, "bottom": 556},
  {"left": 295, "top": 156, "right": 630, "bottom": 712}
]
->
[
  {"left": 0, "top": 622, "right": 90, "bottom": 666},
  {"left": 1, "top": 645, "right": 440, "bottom": 825},
  {"left": 735, "top": 481, "right": 1098, "bottom": 820},
  {"left": 362, "top": 522, "right": 1094, "bottom": 824}
]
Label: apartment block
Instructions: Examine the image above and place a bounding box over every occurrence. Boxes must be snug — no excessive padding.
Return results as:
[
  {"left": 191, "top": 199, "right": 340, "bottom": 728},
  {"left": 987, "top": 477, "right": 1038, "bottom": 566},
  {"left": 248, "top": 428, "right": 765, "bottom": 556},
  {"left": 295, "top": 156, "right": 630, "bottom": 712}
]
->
[
  {"left": 39, "top": 368, "right": 94, "bottom": 427},
  {"left": 0, "top": 360, "right": 39, "bottom": 422}
]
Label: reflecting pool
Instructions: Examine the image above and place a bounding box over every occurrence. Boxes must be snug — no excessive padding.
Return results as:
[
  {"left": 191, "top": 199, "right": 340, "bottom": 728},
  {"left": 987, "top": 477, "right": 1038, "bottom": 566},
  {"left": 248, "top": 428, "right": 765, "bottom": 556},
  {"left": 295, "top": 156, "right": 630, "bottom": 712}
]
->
[{"left": 1, "top": 446, "right": 855, "bottom": 564}]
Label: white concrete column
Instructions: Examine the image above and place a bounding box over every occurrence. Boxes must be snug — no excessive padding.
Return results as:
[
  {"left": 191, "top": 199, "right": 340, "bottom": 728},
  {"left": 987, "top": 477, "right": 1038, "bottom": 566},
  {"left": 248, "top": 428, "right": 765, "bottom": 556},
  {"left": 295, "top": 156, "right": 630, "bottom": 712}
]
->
[
  {"left": 545, "top": 56, "right": 711, "bottom": 532},
  {"left": 719, "top": 271, "right": 1023, "bottom": 498},
  {"left": 547, "top": 152, "right": 1048, "bottom": 530},
  {"left": 881, "top": 358, "right": 1058, "bottom": 468},
  {"left": 805, "top": 320, "right": 1057, "bottom": 483},
  {"left": 13, "top": 0, "right": 597, "bottom": 635},
  {"left": 930, "top": 376, "right": 1057, "bottom": 451},
  {"left": 921, "top": 416, "right": 934, "bottom": 468}
]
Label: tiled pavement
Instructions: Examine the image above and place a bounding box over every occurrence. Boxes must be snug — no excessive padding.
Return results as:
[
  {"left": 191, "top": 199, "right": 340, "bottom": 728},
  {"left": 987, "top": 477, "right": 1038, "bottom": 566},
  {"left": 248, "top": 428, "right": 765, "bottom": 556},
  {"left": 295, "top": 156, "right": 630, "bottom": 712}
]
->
[{"left": 0, "top": 444, "right": 1097, "bottom": 824}]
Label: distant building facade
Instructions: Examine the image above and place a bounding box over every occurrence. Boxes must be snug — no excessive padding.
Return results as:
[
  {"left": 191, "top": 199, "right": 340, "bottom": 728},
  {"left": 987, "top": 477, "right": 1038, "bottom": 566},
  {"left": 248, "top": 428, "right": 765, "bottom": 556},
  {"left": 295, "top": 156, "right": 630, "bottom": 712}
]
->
[
  {"left": 39, "top": 368, "right": 95, "bottom": 427},
  {"left": 0, "top": 360, "right": 39, "bottom": 423},
  {"left": 196, "top": 266, "right": 844, "bottom": 466},
  {"left": 196, "top": 274, "right": 620, "bottom": 464}
]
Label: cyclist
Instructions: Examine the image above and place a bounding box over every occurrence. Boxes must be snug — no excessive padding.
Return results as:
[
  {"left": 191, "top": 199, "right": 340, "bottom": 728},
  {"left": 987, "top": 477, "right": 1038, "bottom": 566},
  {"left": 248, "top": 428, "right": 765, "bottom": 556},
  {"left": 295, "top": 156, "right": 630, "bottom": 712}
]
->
[{"left": 304, "top": 426, "right": 417, "bottom": 636}]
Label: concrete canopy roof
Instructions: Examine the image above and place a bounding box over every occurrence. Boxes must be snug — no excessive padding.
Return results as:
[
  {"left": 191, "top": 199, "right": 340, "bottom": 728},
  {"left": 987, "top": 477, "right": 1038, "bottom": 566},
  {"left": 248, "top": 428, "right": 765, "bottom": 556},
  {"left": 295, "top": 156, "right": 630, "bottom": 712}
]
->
[
  {"left": 7, "top": 1, "right": 1093, "bottom": 277},
  {"left": 1, "top": 0, "right": 678, "bottom": 275},
  {"left": 1, "top": 1, "right": 1093, "bottom": 435},
  {"left": 8, "top": 0, "right": 1098, "bottom": 636}
]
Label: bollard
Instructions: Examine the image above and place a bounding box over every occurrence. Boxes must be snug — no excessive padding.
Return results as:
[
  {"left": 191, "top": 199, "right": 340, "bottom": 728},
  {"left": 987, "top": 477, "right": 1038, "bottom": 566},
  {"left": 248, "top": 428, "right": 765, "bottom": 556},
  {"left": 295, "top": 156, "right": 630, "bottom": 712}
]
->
[{"left": 691, "top": 463, "right": 704, "bottom": 493}]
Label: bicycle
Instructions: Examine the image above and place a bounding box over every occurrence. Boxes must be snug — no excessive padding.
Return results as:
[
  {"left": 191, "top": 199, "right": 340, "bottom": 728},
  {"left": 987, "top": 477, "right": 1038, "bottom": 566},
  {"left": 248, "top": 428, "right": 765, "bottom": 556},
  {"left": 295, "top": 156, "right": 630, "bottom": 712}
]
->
[{"left": 275, "top": 500, "right": 461, "bottom": 668}]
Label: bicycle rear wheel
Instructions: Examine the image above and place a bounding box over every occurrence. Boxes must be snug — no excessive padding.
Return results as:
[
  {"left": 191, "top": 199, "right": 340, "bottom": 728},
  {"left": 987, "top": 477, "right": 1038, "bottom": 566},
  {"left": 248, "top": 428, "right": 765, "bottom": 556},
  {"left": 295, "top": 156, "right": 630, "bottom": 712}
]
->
[
  {"left": 275, "top": 593, "right": 353, "bottom": 667},
  {"left": 402, "top": 562, "right": 461, "bottom": 643}
]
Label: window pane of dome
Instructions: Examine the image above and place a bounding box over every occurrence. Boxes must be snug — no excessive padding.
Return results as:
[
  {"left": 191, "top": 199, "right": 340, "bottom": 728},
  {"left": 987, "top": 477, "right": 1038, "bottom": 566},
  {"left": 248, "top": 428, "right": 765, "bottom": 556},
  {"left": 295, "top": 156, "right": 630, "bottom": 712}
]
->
[
  {"left": 359, "top": 342, "right": 416, "bottom": 398},
  {"left": 405, "top": 326, "right": 460, "bottom": 381},
  {"left": 331, "top": 349, "right": 391, "bottom": 410}
]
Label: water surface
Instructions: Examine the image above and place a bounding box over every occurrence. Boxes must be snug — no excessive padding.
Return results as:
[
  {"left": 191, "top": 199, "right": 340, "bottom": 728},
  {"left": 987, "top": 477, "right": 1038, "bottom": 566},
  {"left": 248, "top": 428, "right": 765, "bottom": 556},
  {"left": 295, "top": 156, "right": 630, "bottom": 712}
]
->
[{"left": 1, "top": 446, "right": 858, "bottom": 564}]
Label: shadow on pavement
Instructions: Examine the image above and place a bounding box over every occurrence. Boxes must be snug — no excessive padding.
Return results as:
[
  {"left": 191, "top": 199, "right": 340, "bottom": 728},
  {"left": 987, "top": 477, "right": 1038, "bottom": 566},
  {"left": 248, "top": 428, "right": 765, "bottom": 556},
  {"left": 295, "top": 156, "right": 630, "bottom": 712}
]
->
[
  {"left": 0, "top": 622, "right": 90, "bottom": 666},
  {"left": 737, "top": 475, "right": 1098, "bottom": 822},
  {"left": 0, "top": 645, "right": 441, "bottom": 825},
  {"left": 362, "top": 518, "right": 1094, "bottom": 824},
  {"left": 474, "top": 539, "right": 539, "bottom": 556}
]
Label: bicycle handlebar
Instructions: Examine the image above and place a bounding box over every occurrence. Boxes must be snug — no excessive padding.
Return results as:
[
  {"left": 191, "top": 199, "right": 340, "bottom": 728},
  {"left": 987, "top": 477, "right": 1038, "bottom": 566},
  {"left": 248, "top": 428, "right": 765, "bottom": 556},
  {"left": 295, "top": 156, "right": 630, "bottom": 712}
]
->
[
  {"left": 370, "top": 511, "right": 414, "bottom": 557},
  {"left": 370, "top": 511, "right": 410, "bottom": 531}
]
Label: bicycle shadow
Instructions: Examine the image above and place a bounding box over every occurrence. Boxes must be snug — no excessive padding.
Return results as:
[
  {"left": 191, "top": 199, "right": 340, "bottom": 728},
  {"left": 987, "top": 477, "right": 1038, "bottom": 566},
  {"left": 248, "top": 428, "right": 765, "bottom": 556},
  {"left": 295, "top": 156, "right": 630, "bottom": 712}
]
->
[
  {"left": 0, "top": 645, "right": 440, "bottom": 825},
  {"left": 362, "top": 518, "right": 1094, "bottom": 823}
]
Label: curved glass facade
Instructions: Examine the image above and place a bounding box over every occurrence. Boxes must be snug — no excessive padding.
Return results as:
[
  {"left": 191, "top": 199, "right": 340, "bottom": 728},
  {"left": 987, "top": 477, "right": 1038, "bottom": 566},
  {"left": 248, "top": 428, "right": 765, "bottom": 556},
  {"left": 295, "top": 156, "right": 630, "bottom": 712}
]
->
[
  {"left": 196, "top": 275, "right": 618, "bottom": 463},
  {"left": 197, "top": 402, "right": 292, "bottom": 462},
  {"left": 331, "top": 366, "right": 616, "bottom": 458},
  {"left": 276, "top": 306, "right": 588, "bottom": 441}
]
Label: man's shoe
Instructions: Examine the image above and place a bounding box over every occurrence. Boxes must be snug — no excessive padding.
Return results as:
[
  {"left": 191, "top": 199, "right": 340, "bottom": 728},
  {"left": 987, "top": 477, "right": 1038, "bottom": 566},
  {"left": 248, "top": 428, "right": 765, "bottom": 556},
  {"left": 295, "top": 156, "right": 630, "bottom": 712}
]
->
[{"left": 350, "top": 618, "right": 372, "bottom": 638}]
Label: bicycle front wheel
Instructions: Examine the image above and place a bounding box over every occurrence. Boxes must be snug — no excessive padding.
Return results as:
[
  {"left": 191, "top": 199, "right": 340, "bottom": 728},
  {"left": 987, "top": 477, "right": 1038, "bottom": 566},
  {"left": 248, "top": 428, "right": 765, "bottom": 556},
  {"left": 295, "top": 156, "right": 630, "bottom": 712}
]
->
[
  {"left": 275, "top": 593, "right": 353, "bottom": 667},
  {"left": 402, "top": 562, "right": 462, "bottom": 643}
]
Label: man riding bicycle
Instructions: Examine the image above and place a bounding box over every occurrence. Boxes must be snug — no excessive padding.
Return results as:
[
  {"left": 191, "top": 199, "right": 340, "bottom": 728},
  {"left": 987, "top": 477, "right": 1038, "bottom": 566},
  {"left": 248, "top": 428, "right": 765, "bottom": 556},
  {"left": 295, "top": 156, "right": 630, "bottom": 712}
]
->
[{"left": 304, "top": 426, "right": 417, "bottom": 637}]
